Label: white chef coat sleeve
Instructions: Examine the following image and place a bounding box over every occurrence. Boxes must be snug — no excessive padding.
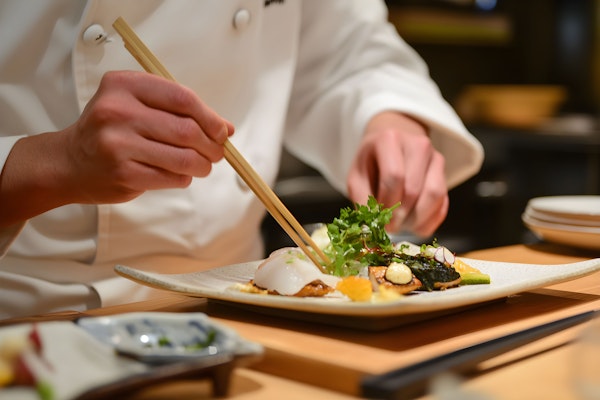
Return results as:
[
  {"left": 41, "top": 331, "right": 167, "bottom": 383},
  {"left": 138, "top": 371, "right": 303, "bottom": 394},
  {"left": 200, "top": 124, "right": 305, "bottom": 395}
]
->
[
  {"left": 0, "top": 271, "right": 101, "bottom": 319},
  {"left": 283, "top": 0, "right": 484, "bottom": 195},
  {"left": 0, "top": 135, "right": 27, "bottom": 257}
]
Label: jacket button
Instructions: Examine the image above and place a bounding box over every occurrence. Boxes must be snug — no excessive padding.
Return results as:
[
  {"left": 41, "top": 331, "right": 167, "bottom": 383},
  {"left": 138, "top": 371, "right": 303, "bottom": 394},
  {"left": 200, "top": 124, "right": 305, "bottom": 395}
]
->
[
  {"left": 232, "top": 9, "right": 251, "bottom": 30},
  {"left": 82, "top": 24, "right": 109, "bottom": 46}
]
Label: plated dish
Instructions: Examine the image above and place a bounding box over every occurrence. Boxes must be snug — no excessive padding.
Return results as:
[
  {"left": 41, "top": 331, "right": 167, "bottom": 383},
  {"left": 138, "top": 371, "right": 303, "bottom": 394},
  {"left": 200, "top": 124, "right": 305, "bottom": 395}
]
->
[{"left": 115, "top": 256, "right": 600, "bottom": 318}]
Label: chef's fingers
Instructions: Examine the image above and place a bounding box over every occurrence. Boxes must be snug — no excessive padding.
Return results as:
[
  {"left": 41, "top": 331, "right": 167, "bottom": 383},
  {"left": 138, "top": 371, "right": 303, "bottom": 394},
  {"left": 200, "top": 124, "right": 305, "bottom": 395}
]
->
[
  {"left": 131, "top": 109, "right": 226, "bottom": 164},
  {"left": 347, "top": 115, "right": 443, "bottom": 234},
  {"left": 374, "top": 130, "right": 437, "bottom": 232},
  {"left": 347, "top": 143, "right": 378, "bottom": 206},
  {"left": 103, "top": 71, "right": 234, "bottom": 144},
  {"left": 401, "top": 152, "right": 448, "bottom": 237}
]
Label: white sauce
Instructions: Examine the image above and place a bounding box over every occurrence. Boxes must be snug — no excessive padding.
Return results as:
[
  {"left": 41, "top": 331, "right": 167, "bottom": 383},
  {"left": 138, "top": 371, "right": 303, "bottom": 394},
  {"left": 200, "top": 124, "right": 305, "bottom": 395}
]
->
[{"left": 385, "top": 262, "right": 413, "bottom": 284}]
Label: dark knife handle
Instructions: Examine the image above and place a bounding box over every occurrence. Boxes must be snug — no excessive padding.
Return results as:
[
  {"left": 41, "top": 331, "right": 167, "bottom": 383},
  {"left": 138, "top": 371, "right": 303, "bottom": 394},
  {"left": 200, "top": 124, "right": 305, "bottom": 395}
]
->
[{"left": 361, "top": 310, "right": 598, "bottom": 400}]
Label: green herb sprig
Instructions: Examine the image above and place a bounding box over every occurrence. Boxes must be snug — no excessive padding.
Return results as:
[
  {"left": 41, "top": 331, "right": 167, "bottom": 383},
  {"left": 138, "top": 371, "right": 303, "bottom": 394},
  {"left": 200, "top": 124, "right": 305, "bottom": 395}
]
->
[{"left": 324, "top": 196, "right": 399, "bottom": 276}]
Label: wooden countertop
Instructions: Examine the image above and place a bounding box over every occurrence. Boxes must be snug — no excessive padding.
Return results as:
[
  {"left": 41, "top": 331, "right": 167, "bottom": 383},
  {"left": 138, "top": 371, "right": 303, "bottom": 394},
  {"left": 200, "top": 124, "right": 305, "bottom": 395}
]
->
[{"left": 3, "top": 243, "right": 599, "bottom": 399}]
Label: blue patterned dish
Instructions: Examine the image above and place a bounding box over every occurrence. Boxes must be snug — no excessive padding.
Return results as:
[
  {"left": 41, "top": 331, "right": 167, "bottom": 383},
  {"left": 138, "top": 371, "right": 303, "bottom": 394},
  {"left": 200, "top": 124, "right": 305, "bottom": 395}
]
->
[{"left": 77, "top": 312, "right": 263, "bottom": 364}]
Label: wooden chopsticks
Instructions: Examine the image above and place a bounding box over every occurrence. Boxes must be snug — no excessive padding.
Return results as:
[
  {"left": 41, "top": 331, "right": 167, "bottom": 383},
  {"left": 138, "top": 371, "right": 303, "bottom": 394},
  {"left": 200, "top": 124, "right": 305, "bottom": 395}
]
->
[{"left": 112, "top": 17, "right": 331, "bottom": 272}]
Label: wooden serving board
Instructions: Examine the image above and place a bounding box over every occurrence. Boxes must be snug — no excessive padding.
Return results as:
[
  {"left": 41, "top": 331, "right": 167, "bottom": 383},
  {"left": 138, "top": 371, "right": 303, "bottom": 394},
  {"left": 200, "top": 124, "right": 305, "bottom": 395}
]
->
[{"left": 200, "top": 244, "right": 600, "bottom": 395}]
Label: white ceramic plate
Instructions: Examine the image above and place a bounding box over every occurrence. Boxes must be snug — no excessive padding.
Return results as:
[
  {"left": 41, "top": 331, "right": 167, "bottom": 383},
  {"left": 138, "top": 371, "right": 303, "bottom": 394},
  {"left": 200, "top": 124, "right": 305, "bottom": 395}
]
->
[
  {"left": 527, "top": 196, "right": 600, "bottom": 222},
  {"left": 114, "top": 257, "right": 600, "bottom": 318},
  {"left": 524, "top": 207, "right": 600, "bottom": 228},
  {"left": 523, "top": 213, "right": 600, "bottom": 251}
]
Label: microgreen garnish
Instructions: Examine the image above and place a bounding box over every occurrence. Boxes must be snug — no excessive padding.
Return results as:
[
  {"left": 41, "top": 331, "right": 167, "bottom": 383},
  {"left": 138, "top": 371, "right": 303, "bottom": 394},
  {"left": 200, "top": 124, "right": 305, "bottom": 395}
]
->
[{"left": 324, "top": 196, "right": 399, "bottom": 276}]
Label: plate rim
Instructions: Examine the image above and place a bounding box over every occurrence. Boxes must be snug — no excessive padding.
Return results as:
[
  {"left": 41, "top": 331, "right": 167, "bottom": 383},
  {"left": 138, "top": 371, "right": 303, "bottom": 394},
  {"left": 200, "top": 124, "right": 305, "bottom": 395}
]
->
[
  {"left": 527, "top": 195, "right": 600, "bottom": 220},
  {"left": 523, "top": 216, "right": 600, "bottom": 251},
  {"left": 524, "top": 207, "right": 600, "bottom": 228},
  {"left": 522, "top": 213, "right": 600, "bottom": 233}
]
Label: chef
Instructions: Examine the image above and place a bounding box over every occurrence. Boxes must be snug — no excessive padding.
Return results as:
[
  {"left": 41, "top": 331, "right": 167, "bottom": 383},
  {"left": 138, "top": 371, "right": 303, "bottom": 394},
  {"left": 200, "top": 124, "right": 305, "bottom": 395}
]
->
[{"left": 0, "top": 0, "right": 484, "bottom": 318}]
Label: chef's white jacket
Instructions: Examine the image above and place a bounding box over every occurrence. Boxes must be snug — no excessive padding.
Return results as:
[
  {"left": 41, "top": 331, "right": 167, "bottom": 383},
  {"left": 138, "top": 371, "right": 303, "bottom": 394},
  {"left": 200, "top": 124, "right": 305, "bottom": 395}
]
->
[{"left": 0, "top": 0, "right": 484, "bottom": 318}]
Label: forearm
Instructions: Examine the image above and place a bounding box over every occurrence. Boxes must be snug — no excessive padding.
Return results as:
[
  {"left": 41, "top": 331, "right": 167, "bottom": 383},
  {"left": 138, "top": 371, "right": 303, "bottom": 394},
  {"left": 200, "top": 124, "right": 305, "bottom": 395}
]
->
[{"left": 0, "top": 131, "right": 74, "bottom": 227}]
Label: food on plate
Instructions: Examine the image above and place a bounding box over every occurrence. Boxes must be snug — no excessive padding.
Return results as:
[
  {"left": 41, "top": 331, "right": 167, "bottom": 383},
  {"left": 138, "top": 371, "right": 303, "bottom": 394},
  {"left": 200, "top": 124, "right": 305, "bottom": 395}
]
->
[
  {"left": 453, "top": 258, "right": 492, "bottom": 285},
  {"left": 368, "top": 265, "right": 422, "bottom": 294},
  {"left": 0, "top": 325, "right": 53, "bottom": 399},
  {"left": 251, "top": 247, "right": 341, "bottom": 296},
  {"left": 247, "top": 196, "right": 490, "bottom": 301},
  {"left": 335, "top": 276, "right": 373, "bottom": 302}
]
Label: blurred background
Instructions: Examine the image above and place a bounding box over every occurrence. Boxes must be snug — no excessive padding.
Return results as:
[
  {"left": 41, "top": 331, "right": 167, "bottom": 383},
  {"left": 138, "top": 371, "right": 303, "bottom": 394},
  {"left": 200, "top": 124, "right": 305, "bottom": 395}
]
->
[{"left": 262, "top": 0, "right": 600, "bottom": 254}]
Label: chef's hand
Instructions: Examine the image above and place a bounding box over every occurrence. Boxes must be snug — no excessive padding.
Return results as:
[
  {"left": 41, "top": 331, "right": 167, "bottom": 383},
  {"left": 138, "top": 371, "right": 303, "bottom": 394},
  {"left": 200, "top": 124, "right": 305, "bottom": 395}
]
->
[
  {"left": 346, "top": 111, "right": 448, "bottom": 237},
  {"left": 66, "top": 71, "right": 234, "bottom": 202},
  {"left": 0, "top": 71, "right": 234, "bottom": 226}
]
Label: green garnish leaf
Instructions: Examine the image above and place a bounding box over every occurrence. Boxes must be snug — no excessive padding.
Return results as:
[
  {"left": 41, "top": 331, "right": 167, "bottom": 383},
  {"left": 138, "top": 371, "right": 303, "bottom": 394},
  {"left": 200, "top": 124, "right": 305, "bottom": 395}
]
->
[
  {"left": 185, "top": 329, "right": 217, "bottom": 350},
  {"left": 36, "top": 380, "right": 55, "bottom": 400},
  {"left": 324, "top": 196, "right": 399, "bottom": 276}
]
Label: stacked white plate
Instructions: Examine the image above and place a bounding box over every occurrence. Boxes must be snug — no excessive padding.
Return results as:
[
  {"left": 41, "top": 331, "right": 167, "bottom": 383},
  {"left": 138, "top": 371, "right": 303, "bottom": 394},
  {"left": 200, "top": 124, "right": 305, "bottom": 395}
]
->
[{"left": 522, "top": 195, "right": 600, "bottom": 251}]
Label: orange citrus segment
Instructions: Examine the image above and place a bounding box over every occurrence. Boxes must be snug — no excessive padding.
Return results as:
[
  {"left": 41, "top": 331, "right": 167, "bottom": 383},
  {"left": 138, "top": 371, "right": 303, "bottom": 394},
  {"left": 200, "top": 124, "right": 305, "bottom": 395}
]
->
[
  {"left": 336, "top": 276, "right": 373, "bottom": 302},
  {"left": 453, "top": 258, "right": 481, "bottom": 275}
]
